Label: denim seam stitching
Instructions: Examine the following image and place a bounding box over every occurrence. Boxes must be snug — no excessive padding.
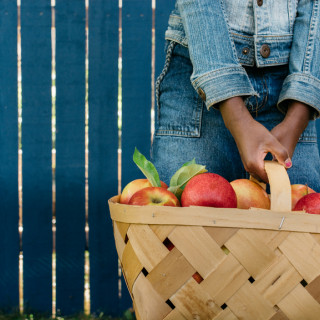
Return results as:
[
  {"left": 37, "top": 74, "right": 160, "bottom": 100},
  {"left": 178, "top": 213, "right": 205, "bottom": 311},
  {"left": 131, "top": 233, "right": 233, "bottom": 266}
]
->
[
  {"left": 303, "top": 1, "right": 319, "bottom": 72},
  {"left": 155, "top": 41, "right": 176, "bottom": 120},
  {"left": 299, "top": 139, "right": 317, "bottom": 142},
  {"left": 192, "top": 67, "right": 248, "bottom": 87},
  {"left": 249, "top": 72, "right": 268, "bottom": 115},
  {"left": 193, "top": 96, "right": 203, "bottom": 136},
  {"left": 206, "top": 89, "right": 258, "bottom": 109},
  {"left": 165, "top": 36, "right": 188, "bottom": 48},
  {"left": 255, "top": 35, "right": 293, "bottom": 40},
  {"left": 219, "top": 0, "right": 240, "bottom": 63},
  {"left": 258, "top": 57, "right": 289, "bottom": 63},
  {"left": 156, "top": 129, "right": 200, "bottom": 137},
  {"left": 259, "top": 71, "right": 269, "bottom": 112},
  {"left": 284, "top": 72, "right": 320, "bottom": 85}
]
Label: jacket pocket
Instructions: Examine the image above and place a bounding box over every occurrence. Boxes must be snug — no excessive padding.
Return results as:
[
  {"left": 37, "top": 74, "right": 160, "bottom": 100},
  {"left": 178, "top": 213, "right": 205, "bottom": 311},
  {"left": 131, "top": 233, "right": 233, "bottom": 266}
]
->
[{"left": 155, "top": 41, "right": 203, "bottom": 138}]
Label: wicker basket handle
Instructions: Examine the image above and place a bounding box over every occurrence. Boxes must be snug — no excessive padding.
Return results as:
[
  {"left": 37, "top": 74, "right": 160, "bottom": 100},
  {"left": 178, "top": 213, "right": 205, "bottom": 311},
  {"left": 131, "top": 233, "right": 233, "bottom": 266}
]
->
[{"left": 263, "top": 160, "right": 292, "bottom": 211}]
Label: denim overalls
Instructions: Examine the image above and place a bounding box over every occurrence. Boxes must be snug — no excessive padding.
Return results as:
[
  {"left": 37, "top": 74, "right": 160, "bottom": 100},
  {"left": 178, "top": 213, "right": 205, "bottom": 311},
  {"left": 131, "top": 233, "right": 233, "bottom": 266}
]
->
[{"left": 151, "top": 0, "right": 320, "bottom": 191}]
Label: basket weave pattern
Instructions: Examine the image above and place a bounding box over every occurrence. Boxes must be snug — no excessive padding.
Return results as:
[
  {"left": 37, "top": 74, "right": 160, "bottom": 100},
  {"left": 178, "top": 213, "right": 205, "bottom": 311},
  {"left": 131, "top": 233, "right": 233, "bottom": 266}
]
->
[
  {"left": 113, "top": 218, "right": 320, "bottom": 320},
  {"left": 110, "top": 162, "right": 320, "bottom": 320}
]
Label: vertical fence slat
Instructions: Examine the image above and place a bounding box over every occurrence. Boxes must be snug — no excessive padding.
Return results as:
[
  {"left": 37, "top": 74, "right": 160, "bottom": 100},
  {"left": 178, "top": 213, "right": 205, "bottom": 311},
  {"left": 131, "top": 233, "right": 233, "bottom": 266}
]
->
[
  {"left": 120, "top": 0, "right": 153, "bottom": 311},
  {"left": 155, "top": 1, "right": 173, "bottom": 83},
  {"left": 55, "top": 0, "right": 86, "bottom": 315},
  {"left": 21, "top": 0, "right": 52, "bottom": 313},
  {"left": 88, "top": 1, "right": 120, "bottom": 315},
  {"left": 122, "top": 0, "right": 152, "bottom": 186},
  {"left": 0, "top": 0, "right": 19, "bottom": 310}
]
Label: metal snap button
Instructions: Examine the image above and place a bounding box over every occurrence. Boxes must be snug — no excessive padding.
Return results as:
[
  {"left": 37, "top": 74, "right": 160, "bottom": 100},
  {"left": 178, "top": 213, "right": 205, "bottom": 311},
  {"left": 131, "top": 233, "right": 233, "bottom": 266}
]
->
[
  {"left": 260, "top": 44, "right": 270, "bottom": 58},
  {"left": 257, "top": 0, "right": 263, "bottom": 6},
  {"left": 198, "top": 88, "right": 206, "bottom": 102},
  {"left": 242, "top": 47, "right": 250, "bottom": 55}
]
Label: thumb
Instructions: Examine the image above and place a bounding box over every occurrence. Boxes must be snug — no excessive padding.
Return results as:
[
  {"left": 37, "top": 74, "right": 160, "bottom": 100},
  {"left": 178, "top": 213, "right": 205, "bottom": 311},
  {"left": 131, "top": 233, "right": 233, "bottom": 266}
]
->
[{"left": 267, "top": 138, "right": 292, "bottom": 169}]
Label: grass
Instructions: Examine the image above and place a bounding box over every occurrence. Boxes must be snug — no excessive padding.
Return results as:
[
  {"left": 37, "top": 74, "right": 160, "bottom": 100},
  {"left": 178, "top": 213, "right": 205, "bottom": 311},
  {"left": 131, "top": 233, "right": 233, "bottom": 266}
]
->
[{"left": 0, "top": 309, "right": 136, "bottom": 320}]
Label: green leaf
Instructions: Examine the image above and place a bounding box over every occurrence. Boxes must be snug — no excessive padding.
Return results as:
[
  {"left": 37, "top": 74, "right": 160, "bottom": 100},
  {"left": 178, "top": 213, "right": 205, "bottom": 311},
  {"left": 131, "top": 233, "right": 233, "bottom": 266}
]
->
[
  {"left": 182, "top": 158, "right": 196, "bottom": 167},
  {"left": 168, "top": 163, "right": 207, "bottom": 199},
  {"left": 133, "top": 147, "right": 161, "bottom": 187}
]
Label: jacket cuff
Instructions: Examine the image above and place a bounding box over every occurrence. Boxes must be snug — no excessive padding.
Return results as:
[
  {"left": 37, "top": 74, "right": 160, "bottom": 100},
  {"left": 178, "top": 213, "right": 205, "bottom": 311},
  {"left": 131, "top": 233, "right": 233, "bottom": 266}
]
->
[
  {"left": 191, "top": 66, "right": 257, "bottom": 110},
  {"left": 278, "top": 73, "right": 320, "bottom": 120}
]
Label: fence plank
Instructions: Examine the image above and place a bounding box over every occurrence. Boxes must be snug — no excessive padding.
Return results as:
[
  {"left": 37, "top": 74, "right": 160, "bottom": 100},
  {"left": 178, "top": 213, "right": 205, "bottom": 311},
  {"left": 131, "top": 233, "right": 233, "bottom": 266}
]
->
[
  {"left": 55, "top": 0, "right": 86, "bottom": 315},
  {"left": 155, "top": 0, "right": 173, "bottom": 85},
  {"left": 0, "top": 0, "right": 19, "bottom": 311},
  {"left": 21, "top": 0, "right": 52, "bottom": 313},
  {"left": 88, "top": 0, "right": 120, "bottom": 315},
  {"left": 120, "top": 0, "right": 153, "bottom": 311},
  {"left": 121, "top": 0, "right": 152, "bottom": 188}
]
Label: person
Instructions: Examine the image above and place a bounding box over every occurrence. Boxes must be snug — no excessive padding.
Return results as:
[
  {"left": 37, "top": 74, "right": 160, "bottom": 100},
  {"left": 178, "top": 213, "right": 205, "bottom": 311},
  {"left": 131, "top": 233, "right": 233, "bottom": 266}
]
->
[{"left": 151, "top": 0, "right": 320, "bottom": 192}]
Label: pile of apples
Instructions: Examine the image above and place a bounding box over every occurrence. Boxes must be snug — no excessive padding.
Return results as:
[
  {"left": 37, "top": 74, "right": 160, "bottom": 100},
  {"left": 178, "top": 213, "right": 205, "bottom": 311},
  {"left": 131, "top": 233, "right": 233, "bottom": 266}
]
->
[{"left": 120, "top": 148, "right": 320, "bottom": 214}]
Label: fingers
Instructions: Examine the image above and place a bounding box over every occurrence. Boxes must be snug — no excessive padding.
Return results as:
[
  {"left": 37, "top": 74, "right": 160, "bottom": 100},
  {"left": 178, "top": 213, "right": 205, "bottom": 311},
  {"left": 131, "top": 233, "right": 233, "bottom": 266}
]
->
[
  {"left": 232, "top": 117, "right": 292, "bottom": 182},
  {"left": 245, "top": 160, "right": 269, "bottom": 183},
  {"left": 272, "top": 154, "right": 292, "bottom": 168},
  {"left": 266, "top": 136, "right": 292, "bottom": 169},
  {"left": 244, "top": 136, "right": 292, "bottom": 183}
]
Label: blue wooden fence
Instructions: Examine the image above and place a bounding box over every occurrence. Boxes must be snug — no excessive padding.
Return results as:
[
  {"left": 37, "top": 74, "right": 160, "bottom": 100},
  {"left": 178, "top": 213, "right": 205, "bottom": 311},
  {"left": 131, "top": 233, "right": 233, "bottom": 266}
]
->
[
  {"left": 0, "top": 0, "right": 174, "bottom": 316},
  {"left": 0, "top": 0, "right": 320, "bottom": 317}
]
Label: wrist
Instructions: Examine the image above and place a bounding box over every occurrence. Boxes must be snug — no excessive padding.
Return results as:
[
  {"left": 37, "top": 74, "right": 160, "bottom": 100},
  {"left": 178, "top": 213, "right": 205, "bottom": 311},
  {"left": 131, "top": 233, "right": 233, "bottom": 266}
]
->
[
  {"left": 283, "top": 100, "right": 311, "bottom": 130},
  {"left": 271, "top": 101, "right": 311, "bottom": 158},
  {"left": 219, "top": 97, "right": 253, "bottom": 133}
]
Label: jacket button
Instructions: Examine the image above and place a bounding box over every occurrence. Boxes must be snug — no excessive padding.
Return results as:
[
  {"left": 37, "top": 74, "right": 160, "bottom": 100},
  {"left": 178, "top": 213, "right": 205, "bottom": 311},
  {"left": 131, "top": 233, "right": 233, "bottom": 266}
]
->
[
  {"left": 257, "top": 0, "right": 263, "bottom": 6},
  {"left": 260, "top": 44, "right": 270, "bottom": 58},
  {"left": 242, "top": 47, "right": 250, "bottom": 55},
  {"left": 198, "top": 88, "right": 206, "bottom": 101}
]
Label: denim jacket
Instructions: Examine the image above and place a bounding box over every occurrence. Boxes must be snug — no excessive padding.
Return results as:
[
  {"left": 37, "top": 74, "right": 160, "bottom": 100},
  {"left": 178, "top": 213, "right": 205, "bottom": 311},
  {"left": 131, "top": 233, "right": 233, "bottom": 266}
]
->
[{"left": 165, "top": 0, "right": 320, "bottom": 119}]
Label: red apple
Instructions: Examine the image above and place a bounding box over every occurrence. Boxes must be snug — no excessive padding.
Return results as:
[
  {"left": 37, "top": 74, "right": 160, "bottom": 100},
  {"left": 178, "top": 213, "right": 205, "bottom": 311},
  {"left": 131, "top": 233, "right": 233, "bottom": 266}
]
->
[
  {"left": 293, "top": 193, "right": 320, "bottom": 214},
  {"left": 128, "top": 187, "right": 180, "bottom": 207},
  {"left": 120, "top": 179, "right": 168, "bottom": 204},
  {"left": 181, "top": 173, "right": 237, "bottom": 208},
  {"left": 230, "top": 179, "right": 270, "bottom": 209},
  {"left": 192, "top": 272, "right": 203, "bottom": 284},
  {"left": 291, "top": 184, "right": 316, "bottom": 210},
  {"left": 163, "top": 238, "right": 175, "bottom": 251}
]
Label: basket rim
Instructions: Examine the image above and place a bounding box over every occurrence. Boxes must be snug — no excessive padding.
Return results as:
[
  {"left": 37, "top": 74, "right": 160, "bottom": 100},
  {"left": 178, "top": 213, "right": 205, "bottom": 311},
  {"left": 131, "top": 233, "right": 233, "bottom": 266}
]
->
[{"left": 108, "top": 195, "right": 320, "bottom": 234}]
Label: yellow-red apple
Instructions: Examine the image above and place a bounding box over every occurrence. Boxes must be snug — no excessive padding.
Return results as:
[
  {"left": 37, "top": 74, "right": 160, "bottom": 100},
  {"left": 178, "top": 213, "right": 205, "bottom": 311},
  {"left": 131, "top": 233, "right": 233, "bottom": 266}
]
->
[
  {"left": 120, "top": 179, "right": 168, "bottom": 204},
  {"left": 293, "top": 193, "right": 320, "bottom": 214},
  {"left": 181, "top": 173, "right": 237, "bottom": 208},
  {"left": 128, "top": 187, "right": 180, "bottom": 207},
  {"left": 230, "top": 179, "right": 270, "bottom": 209},
  {"left": 291, "top": 184, "right": 316, "bottom": 210}
]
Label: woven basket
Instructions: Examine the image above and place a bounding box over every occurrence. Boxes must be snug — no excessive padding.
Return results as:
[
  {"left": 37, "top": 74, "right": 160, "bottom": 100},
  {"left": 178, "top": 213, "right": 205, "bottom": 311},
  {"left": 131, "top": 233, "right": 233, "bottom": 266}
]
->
[{"left": 109, "top": 161, "right": 320, "bottom": 320}]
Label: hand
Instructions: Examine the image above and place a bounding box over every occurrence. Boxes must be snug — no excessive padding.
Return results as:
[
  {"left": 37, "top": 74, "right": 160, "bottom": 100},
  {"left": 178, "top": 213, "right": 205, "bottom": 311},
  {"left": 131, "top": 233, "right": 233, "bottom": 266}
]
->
[
  {"left": 271, "top": 100, "right": 311, "bottom": 159},
  {"left": 220, "top": 97, "right": 291, "bottom": 182}
]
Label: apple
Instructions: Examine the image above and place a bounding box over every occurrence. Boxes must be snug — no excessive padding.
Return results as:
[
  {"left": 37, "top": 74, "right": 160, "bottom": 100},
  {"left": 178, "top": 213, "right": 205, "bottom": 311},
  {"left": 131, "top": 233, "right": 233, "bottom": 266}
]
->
[
  {"left": 293, "top": 193, "right": 320, "bottom": 214},
  {"left": 120, "top": 179, "right": 168, "bottom": 204},
  {"left": 230, "top": 179, "right": 270, "bottom": 209},
  {"left": 192, "top": 272, "right": 203, "bottom": 284},
  {"left": 128, "top": 187, "right": 180, "bottom": 207},
  {"left": 163, "top": 238, "right": 175, "bottom": 251},
  {"left": 291, "top": 184, "right": 316, "bottom": 210},
  {"left": 181, "top": 173, "right": 237, "bottom": 208}
]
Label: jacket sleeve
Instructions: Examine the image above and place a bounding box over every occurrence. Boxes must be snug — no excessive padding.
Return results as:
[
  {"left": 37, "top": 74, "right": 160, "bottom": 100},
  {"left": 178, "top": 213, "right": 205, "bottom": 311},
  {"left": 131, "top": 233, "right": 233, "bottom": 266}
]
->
[
  {"left": 177, "top": 0, "right": 257, "bottom": 109},
  {"left": 278, "top": 0, "right": 320, "bottom": 119}
]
